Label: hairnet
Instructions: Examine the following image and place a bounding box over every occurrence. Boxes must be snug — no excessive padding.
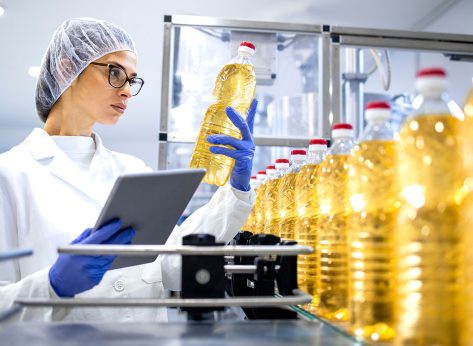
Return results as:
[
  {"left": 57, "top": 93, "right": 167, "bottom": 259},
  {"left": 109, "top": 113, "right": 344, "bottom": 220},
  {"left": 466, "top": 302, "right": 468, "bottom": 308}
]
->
[{"left": 35, "top": 18, "right": 137, "bottom": 122}]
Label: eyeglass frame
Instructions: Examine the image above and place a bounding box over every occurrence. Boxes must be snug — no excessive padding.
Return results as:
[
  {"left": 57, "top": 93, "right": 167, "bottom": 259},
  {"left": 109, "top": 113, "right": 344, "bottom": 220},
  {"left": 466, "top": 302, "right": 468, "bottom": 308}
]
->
[{"left": 89, "top": 62, "right": 144, "bottom": 96}]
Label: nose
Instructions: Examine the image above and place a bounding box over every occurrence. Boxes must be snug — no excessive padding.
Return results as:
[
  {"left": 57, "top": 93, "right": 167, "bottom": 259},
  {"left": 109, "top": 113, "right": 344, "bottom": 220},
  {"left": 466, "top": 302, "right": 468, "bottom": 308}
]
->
[{"left": 120, "top": 81, "right": 133, "bottom": 98}]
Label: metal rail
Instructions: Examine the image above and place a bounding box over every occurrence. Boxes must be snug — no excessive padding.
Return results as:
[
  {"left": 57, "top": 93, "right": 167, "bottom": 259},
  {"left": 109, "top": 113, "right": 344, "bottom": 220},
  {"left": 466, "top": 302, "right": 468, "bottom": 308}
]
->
[
  {"left": 224, "top": 264, "right": 280, "bottom": 274},
  {"left": 0, "top": 304, "right": 22, "bottom": 323},
  {"left": 15, "top": 291, "right": 312, "bottom": 308},
  {"left": 0, "top": 249, "right": 33, "bottom": 262},
  {"left": 58, "top": 244, "right": 313, "bottom": 256}
]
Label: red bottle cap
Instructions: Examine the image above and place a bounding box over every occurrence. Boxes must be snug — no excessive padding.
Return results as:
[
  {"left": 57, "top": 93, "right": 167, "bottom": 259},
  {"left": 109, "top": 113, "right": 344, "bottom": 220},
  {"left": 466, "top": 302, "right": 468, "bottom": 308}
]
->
[
  {"left": 416, "top": 67, "right": 446, "bottom": 78},
  {"left": 240, "top": 41, "right": 256, "bottom": 50},
  {"left": 309, "top": 139, "right": 327, "bottom": 145},
  {"left": 291, "top": 149, "right": 306, "bottom": 155},
  {"left": 366, "top": 101, "right": 391, "bottom": 110},
  {"left": 332, "top": 123, "right": 353, "bottom": 130},
  {"left": 275, "top": 158, "right": 289, "bottom": 163}
]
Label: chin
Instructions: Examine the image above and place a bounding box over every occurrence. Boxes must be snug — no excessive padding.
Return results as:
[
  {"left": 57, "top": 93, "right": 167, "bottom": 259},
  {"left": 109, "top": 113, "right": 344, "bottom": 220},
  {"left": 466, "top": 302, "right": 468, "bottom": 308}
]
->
[{"left": 101, "top": 114, "right": 122, "bottom": 125}]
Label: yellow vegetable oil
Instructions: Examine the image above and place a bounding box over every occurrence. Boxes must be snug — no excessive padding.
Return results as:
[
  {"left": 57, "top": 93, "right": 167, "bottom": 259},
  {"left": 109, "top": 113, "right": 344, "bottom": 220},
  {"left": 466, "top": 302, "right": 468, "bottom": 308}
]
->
[
  {"left": 316, "top": 123, "right": 355, "bottom": 323},
  {"left": 461, "top": 83, "right": 473, "bottom": 346},
  {"left": 279, "top": 149, "right": 307, "bottom": 240},
  {"left": 190, "top": 42, "right": 256, "bottom": 186},
  {"left": 263, "top": 159, "right": 289, "bottom": 235},
  {"left": 294, "top": 139, "right": 327, "bottom": 311},
  {"left": 347, "top": 101, "right": 398, "bottom": 342},
  {"left": 241, "top": 176, "right": 258, "bottom": 232},
  {"left": 255, "top": 167, "right": 273, "bottom": 234},
  {"left": 396, "top": 68, "right": 464, "bottom": 346},
  {"left": 251, "top": 170, "right": 267, "bottom": 234}
]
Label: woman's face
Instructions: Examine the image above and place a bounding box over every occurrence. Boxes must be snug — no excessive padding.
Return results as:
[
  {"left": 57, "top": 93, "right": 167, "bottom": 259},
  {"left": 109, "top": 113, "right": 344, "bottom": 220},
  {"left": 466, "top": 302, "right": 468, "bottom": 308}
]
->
[{"left": 70, "top": 50, "right": 138, "bottom": 125}]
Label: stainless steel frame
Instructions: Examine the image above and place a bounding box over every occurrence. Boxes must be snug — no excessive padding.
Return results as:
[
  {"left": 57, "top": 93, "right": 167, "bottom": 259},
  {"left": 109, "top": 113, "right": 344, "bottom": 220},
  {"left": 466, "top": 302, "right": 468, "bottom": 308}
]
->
[
  {"left": 15, "top": 290, "right": 311, "bottom": 308},
  {"left": 57, "top": 244, "right": 313, "bottom": 256},
  {"left": 0, "top": 249, "right": 33, "bottom": 262},
  {"left": 328, "top": 25, "right": 473, "bottom": 136},
  {"left": 158, "top": 15, "right": 326, "bottom": 169}
]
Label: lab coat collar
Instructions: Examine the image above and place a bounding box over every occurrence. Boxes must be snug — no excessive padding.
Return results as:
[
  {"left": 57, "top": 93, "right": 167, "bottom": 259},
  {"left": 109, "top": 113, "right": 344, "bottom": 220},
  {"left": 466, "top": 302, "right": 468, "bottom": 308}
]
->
[
  {"left": 25, "top": 128, "right": 111, "bottom": 161},
  {"left": 24, "top": 128, "right": 110, "bottom": 206}
]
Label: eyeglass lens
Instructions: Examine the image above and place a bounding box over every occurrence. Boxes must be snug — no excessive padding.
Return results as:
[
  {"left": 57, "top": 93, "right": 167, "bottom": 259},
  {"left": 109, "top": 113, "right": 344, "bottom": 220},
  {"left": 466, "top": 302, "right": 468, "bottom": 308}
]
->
[{"left": 109, "top": 66, "right": 143, "bottom": 96}]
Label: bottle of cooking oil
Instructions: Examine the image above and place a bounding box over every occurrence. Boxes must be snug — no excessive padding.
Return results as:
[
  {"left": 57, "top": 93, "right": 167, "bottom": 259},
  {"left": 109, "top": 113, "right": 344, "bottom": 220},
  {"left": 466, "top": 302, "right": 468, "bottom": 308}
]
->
[
  {"left": 316, "top": 123, "right": 355, "bottom": 322},
  {"left": 294, "top": 139, "right": 328, "bottom": 312},
  {"left": 252, "top": 170, "right": 267, "bottom": 234},
  {"left": 259, "top": 165, "right": 275, "bottom": 234},
  {"left": 279, "top": 149, "right": 307, "bottom": 240},
  {"left": 241, "top": 176, "right": 259, "bottom": 232},
  {"left": 263, "top": 159, "right": 290, "bottom": 235},
  {"left": 396, "top": 67, "right": 464, "bottom": 346},
  {"left": 190, "top": 41, "right": 256, "bottom": 186},
  {"left": 461, "top": 80, "right": 473, "bottom": 346},
  {"left": 348, "top": 101, "right": 398, "bottom": 342}
]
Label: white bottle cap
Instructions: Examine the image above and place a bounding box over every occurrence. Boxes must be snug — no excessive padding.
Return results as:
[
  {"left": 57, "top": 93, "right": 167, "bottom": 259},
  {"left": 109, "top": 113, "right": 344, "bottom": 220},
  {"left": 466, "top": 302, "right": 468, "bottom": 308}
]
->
[
  {"left": 257, "top": 170, "right": 267, "bottom": 181},
  {"left": 238, "top": 41, "right": 256, "bottom": 57},
  {"left": 275, "top": 159, "right": 289, "bottom": 170},
  {"left": 265, "top": 165, "right": 276, "bottom": 176},
  {"left": 308, "top": 139, "right": 328, "bottom": 152},
  {"left": 290, "top": 149, "right": 307, "bottom": 161},
  {"left": 332, "top": 123, "right": 354, "bottom": 139},
  {"left": 415, "top": 67, "right": 447, "bottom": 96},
  {"left": 365, "top": 101, "right": 391, "bottom": 122}
]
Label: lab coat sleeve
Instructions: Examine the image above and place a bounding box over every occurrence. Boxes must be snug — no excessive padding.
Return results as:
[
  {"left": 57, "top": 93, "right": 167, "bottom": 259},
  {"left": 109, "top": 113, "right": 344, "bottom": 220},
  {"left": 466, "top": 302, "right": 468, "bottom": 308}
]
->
[
  {"left": 0, "top": 166, "right": 20, "bottom": 285},
  {"left": 0, "top": 167, "right": 58, "bottom": 321},
  {"left": 0, "top": 268, "right": 59, "bottom": 321},
  {"left": 159, "top": 184, "right": 255, "bottom": 291}
]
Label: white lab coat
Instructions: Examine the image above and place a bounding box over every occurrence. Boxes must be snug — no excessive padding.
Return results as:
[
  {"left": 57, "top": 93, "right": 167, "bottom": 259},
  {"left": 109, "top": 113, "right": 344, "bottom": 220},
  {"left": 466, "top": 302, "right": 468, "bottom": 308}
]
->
[{"left": 0, "top": 128, "right": 255, "bottom": 322}]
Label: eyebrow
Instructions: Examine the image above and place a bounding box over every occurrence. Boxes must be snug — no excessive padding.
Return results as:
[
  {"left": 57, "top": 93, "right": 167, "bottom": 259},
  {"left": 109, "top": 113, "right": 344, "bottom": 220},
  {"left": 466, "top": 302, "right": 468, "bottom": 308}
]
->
[{"left": 106, "top": 61, "right": 138, "bottom": 77}]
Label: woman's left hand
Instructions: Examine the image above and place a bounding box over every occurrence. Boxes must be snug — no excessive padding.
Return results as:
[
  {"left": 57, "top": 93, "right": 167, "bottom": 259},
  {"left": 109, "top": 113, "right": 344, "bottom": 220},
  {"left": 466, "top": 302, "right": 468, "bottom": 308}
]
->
[{"left": 207, "top": 99, "right": 258, "bottom": 192}]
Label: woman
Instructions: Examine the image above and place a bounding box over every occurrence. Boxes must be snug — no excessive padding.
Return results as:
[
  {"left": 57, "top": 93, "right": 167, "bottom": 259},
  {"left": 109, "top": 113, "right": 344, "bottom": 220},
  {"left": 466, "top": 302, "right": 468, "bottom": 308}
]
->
[{"left": 0, "top": 18, "right": 256, "bottom": 321}]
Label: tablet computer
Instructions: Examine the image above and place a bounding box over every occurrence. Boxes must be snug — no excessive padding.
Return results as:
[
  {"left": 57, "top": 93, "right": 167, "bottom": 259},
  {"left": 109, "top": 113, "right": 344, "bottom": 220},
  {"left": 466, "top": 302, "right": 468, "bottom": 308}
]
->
[{"left": 94, "top": 168, "right": 206, "bottom": 269}]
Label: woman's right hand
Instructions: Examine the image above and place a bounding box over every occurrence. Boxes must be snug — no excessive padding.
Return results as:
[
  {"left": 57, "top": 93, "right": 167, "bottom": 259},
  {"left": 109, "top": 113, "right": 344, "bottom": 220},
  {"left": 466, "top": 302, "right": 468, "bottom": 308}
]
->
[{"left": 48, "top": 219, "right": 136, "bottom": 297}]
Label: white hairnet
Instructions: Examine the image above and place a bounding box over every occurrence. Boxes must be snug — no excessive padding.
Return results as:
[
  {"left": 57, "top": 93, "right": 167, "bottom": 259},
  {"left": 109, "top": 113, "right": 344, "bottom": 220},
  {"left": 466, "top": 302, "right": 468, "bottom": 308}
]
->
[{"left": 35, "top": 18, "right": 137, "bottom": 122}]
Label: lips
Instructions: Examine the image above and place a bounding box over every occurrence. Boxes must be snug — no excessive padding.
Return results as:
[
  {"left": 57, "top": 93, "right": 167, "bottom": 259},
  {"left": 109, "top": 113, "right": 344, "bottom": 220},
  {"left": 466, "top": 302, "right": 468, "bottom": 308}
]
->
[{"left": 111, "top": 103, "right": 127, "bottom": 113}]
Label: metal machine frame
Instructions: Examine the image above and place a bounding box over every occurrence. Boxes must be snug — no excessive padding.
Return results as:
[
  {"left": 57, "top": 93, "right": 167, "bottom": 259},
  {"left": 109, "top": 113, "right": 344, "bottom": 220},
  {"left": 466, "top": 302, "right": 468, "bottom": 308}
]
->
[
  {"left": 159, "top": 15, "right": 473, "bottom": 169},
  {"left": 158, "top": 15, "right": 327, "bottom": 169}
]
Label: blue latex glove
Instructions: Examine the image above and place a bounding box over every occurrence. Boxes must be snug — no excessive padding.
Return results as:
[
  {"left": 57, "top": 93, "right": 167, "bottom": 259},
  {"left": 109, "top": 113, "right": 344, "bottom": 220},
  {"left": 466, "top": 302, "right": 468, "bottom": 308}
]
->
[
  {"left": 49, "top": 219, "right": 136, "bottom": 297},
  {"left": 207, "top": 99, "right": 258, "bottom": 192}
]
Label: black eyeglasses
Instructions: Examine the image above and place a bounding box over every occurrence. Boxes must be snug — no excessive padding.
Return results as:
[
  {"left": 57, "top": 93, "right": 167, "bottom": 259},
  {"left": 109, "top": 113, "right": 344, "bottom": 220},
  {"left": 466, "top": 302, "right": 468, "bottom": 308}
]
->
[{"left": 90, "top": 62, "right": 144, "bottom": 96}]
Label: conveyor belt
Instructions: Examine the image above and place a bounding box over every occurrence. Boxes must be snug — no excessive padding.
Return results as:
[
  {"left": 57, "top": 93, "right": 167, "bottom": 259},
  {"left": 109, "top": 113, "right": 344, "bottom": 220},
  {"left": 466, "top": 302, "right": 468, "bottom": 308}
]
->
[{"left": 0, "top": 320, "right": 361, "bottom": 345}]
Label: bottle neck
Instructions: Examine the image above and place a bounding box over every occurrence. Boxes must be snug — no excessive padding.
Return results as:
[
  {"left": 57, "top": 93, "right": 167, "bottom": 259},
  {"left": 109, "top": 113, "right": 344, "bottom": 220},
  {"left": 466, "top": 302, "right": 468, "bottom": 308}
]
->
[
  {"left": 359, "top": 119, "right": 396, "bottom": 141},
  {"left": 306, "top": 150, "right": 326, "bottom": 164},
  {"left": 413, "top": 91, "right": 455, "bottom": 118},
  {"left": 235, "top": 53, "right": 252, "bottom": 65},
  {"left": 288, "top": 158, "right": 306, "bottom": 173},
  {"left": 275, "top": 167, "right": 289, "bottom": 178},
  {"left": 328, "top": 137, "right": 355, "bottom": 155}
]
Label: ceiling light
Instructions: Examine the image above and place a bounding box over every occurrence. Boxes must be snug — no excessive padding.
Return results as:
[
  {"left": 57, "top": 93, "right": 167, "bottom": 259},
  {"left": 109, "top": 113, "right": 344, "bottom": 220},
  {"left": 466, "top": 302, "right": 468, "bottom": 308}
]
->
[
  {"left": 28, "top": 66, "right": 41, "bottom": 78},
  {"left": 0, "top": 5, "right": 5, "bottom": 17}
]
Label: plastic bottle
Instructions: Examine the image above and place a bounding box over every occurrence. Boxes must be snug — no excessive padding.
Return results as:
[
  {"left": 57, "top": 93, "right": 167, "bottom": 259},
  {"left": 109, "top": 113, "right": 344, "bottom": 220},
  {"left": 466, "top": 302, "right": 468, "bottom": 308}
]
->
[
  {"left": 258, "top": 166, "right": 275, "bottom": 234},
  {"left": 294, "top": 139, "right": 328, "bottom": 312},
  {"left": 190, "top": 41, "right": 256, "bottom": 186},
  {"left": 252, "top": 170, "right": 267, "bottom": 234},
  {"left": 316, "top": 123, "right": 355, "bottom": 322},
  {"left": 279, "top": 149, "right": 307, "bottom": 240},
  {"left": 348, "top": 101, "right": 398, "bottom": 342},
  {"left": 263, "top": 159, "right": 290, "bottom": 235},
  {"left": 396, "top": 67, "right": 464, "bottom": 345},
  {"left": 241, "top": 176, "right": 259, "bottom": 232},
  {"left": 462, "top": 80, "right": 473, "bottom": 346}
]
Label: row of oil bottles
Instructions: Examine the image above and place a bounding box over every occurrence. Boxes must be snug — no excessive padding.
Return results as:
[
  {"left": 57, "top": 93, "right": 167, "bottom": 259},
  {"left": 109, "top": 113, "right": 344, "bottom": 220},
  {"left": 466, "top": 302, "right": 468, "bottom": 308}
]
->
[{"left": 241, "top": 67, "right": 473, "bottom": 345}]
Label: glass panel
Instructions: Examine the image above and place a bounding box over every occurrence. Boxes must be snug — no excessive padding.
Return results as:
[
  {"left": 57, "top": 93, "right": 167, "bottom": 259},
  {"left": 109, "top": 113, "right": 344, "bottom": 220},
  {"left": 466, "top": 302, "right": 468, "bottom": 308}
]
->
[
  {"left": 340, "top": 47, "right": 473, "bottom": 136},
  {"left": 167, "top": 26, "right": 321, "bottom": 140}
]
